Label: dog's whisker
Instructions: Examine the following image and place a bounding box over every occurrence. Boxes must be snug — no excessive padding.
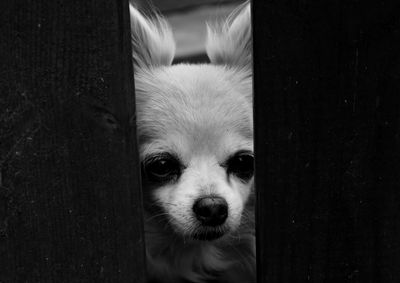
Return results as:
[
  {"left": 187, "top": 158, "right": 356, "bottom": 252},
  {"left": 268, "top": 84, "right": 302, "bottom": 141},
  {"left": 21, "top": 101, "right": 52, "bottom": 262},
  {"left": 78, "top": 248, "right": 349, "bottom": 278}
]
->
[
  {"left": 145, "top": 212, "right": 170, "bottom": 222},
  {"left": 230, "top": 245, "right": 252, "bottom": 270}
]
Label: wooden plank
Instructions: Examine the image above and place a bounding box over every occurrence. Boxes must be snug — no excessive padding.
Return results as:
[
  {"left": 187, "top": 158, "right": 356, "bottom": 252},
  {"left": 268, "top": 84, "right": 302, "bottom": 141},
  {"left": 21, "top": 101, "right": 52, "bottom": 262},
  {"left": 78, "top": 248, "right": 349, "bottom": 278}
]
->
[
  {"left": 0, "top": 0, "right": 145, "bottom": 282},
  {"left": 253, "top": 1, "right": 400, "bottom": 282}
]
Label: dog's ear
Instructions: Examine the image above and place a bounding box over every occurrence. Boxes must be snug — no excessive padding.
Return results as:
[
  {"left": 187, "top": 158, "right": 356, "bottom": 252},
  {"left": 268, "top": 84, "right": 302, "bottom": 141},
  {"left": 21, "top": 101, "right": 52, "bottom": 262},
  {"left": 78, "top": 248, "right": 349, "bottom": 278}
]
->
[
  {"left": 206, "top": 2, "right": 252, "bottom": 69},
  {"left": 130, "top": 4, "right": 175, "bottom": 69}
]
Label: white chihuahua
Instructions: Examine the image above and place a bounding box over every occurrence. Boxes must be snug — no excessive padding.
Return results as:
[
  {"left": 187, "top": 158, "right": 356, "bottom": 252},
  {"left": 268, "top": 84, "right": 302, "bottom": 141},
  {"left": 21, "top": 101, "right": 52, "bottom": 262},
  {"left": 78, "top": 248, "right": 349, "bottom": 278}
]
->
[{"left": 130, "top": 2, "right": 255, "bottom": 282}]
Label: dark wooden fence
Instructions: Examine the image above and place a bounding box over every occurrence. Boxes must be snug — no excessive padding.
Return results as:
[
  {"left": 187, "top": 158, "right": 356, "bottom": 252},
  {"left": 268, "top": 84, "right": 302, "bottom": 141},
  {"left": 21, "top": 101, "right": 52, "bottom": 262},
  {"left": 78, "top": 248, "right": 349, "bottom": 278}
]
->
[
  {"left": 253, "top": 1, "right": 400, "bottom": 282},
  {"left": 0, "top": 0, "right": 145, "bottom": 282},
  {"left": 1, "top": 0, "right": 400, "bottom": 282}
]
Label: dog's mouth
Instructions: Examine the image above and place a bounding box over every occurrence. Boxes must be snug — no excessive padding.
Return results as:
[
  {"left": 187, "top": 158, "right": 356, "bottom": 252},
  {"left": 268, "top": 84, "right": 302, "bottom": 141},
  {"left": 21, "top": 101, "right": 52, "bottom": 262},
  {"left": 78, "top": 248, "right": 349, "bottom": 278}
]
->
[{"left": 191, "top": 226, "right": 229, "bottom": 241}]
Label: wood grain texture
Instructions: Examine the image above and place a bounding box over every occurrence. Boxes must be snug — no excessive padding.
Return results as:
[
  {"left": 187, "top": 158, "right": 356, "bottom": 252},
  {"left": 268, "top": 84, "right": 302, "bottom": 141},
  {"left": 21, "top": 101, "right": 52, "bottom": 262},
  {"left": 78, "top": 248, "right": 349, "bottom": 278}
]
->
[
  {"left": 253, "top": 1, "right": 400, "bottom": 282},
  {"left": 0, "top": 0, "right": 145, "bottom": 282}
]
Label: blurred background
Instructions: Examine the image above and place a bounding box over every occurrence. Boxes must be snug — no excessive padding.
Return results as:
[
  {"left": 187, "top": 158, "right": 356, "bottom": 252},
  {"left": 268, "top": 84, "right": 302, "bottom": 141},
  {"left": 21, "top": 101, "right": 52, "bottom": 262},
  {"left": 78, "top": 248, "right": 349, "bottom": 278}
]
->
[{"left": 132, "top": 0, "right": 246, "bottom": 63}]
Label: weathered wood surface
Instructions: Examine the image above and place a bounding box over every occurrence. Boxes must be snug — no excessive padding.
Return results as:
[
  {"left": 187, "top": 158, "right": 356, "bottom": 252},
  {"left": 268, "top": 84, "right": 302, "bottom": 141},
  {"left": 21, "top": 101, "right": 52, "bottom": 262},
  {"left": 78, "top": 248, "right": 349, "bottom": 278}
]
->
[
  {"left": 0, "top": 0, "right": 145, "bottom": 282},
  {"left": 253, "top": 1, "right": 400, "bottom": 282}
]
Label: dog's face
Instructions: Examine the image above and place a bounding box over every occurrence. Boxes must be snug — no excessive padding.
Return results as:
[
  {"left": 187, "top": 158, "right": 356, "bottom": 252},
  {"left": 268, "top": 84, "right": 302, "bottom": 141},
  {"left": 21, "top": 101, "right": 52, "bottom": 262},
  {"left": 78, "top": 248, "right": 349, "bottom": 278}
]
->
[
  {"left": 137, "top": 65, "right": 253, "bottom": 240},
  {"left": 130, "top": 3, "right": 252, "bottom": 241}
]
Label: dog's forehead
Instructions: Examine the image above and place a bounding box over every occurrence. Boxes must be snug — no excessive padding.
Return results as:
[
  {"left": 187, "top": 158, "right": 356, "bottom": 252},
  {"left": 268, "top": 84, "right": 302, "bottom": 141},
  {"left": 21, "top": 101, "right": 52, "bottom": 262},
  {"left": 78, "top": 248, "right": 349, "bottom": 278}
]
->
[
  {"left": 135, "top": 64, "right": 253, "bottom": 155},
  {"left": 141, "top": 131, "right": 252, "bottom": 163}
]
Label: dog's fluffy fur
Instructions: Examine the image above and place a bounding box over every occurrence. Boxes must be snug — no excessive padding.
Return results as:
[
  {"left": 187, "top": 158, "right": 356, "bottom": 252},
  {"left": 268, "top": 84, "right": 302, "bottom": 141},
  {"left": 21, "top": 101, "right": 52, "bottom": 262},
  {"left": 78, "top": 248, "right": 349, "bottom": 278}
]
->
[{"left": 130, "top": 3, "right": 255, "bottom": 283}]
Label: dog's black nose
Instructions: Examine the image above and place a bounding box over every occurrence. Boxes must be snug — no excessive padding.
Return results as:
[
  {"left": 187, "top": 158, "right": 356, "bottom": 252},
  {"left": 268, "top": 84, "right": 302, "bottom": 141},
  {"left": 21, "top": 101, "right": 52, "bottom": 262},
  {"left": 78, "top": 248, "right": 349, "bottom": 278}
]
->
[{"left": 193, "top": 196, "right": 228, "bottom": 226}]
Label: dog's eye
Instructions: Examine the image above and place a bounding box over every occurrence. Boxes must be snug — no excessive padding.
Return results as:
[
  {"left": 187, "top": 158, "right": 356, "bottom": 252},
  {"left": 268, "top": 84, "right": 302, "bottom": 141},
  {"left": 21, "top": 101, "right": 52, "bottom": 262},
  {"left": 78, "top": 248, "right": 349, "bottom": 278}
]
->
[
  {"left": 143, "top": 153, "right": 181, "bottom": 183},
  {"left": 226, "top": 151, "right": 254, "bottom": 181}
]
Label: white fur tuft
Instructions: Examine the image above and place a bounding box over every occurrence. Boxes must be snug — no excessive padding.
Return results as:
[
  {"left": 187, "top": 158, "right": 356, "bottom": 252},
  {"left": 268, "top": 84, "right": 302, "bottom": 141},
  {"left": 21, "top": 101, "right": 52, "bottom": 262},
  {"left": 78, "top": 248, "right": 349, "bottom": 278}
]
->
[
  {"left": 129, "top": 4, "right": 176, "bottom": 69},
  {"left": 206, "top": 2, "right": 252, "bottom": 68}
]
